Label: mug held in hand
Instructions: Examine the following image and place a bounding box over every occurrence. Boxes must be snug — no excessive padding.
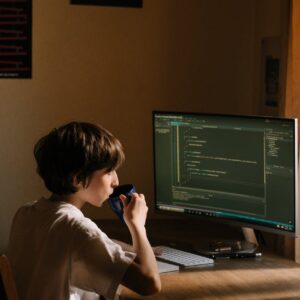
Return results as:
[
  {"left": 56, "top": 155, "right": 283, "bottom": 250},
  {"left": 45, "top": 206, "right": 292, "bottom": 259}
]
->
[{"left": 108, "top": 184, "right": 136, "bottom": 224}]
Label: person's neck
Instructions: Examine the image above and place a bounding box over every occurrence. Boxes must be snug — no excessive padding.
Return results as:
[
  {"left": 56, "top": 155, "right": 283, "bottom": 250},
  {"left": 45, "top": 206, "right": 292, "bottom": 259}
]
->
[{"left": 49, "top": 194, "right": 85, "bottom": 210}]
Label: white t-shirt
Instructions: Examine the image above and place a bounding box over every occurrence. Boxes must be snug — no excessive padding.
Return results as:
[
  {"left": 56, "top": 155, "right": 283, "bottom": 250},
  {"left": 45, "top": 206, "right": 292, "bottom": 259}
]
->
[{"left": 7, "top": 198, "right": 136, "bottom": 300}]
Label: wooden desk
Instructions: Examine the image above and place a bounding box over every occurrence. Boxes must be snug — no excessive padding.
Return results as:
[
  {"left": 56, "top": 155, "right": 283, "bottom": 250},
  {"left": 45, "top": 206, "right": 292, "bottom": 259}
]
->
[
  {"left": 120, "top": 254, "right": 300, "bottom": 300},
  {"left": 95, "top": 219, "right": 300, "bottom": 300}
]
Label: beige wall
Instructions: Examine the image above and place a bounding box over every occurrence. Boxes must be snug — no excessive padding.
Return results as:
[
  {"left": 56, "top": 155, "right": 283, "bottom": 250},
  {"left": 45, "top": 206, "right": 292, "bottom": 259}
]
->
[{"left": 0, "top": 0, "right": 284, "bottom": 252}]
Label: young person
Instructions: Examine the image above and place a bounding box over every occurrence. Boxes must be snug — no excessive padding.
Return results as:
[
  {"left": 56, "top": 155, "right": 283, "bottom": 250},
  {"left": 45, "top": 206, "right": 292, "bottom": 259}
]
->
[{"left": 7, "top": 122, "right": 161, "bottom": 300}]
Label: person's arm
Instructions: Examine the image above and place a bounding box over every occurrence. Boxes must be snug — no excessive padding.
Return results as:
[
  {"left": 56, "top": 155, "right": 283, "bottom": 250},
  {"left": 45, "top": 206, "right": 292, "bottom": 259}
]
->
[{"left": 120, "top": 193, "right": 161, "bottom": 296}]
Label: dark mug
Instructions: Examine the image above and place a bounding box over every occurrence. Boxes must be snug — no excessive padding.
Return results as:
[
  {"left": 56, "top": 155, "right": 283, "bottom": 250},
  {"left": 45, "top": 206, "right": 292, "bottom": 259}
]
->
[{"left": 108, "top": 184, "right": 136, "bottom": 224}]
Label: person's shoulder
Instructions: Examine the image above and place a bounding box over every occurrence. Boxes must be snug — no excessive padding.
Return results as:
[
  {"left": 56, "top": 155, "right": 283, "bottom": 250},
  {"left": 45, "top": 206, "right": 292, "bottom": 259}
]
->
[
  {"left": 12, "top": 199, "right": 39, "bottom": 219},
  {"left": 54, "top": 203, "right": 102, "bottom": 239}
]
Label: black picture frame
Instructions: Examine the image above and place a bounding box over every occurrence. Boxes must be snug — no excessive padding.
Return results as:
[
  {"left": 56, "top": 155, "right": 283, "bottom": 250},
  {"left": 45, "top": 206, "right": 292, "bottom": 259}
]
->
[
  {"left": 70, "top": 0, "right": 143, "bottom": 7},
  {"left": 0, "top": 0, "right": 32, "bottom": 78}
]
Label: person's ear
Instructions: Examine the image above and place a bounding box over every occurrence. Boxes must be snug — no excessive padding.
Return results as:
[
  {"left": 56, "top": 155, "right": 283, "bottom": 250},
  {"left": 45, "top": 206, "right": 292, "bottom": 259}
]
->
[{"left": 73, "top": 176, "right": 84, "bottom": 190}]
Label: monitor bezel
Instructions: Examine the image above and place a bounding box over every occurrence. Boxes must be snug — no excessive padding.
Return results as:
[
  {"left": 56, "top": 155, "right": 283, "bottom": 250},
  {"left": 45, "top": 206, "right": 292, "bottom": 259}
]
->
[{"left": 152, "top": 110, "right": 298, "bottom": 237}]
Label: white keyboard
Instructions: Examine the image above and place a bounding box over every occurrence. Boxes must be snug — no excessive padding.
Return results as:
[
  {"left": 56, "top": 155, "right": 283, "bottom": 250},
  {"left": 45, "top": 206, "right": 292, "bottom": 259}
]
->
[{"left": 155, "top": 246, "right": 214, "bottom": 268}]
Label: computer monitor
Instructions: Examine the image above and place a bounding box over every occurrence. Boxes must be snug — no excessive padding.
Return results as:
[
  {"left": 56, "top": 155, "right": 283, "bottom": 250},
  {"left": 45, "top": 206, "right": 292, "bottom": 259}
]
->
[{"left": 153, "top": 111, "right": 298, "bottom": 238}]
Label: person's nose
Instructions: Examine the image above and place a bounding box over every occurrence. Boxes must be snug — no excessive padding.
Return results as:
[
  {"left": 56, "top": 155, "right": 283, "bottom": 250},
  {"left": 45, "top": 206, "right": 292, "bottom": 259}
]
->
[{"left": 112, "top": 170, "right": 119, "bottom": 188}]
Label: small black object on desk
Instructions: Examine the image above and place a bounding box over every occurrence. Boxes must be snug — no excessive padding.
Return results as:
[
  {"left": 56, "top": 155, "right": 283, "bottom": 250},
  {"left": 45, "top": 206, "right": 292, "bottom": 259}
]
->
[{"left": 195, "top": 240, "right": 261, "bottom": 259}]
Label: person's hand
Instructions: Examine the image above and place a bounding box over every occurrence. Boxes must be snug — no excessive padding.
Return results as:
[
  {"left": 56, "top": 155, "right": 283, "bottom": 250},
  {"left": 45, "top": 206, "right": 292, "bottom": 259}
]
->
[{"left": 120, "top": 192, "right": 148, "bottom": 229}]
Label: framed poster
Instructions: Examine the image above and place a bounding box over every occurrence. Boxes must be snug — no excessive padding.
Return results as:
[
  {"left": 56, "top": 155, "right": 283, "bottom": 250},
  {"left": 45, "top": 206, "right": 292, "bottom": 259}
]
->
[
  {"left": 0, "top": 0, "right": 32, "bottom": 78},
  {"left": 70, "top": 0, "right": 143, "bottom": 7}
]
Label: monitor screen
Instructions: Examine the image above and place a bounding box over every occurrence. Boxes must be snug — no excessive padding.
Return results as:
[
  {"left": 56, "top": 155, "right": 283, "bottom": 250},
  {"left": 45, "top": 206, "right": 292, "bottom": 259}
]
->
[{"left": 153, "top": 111, "right": 298, "bottom": 235}]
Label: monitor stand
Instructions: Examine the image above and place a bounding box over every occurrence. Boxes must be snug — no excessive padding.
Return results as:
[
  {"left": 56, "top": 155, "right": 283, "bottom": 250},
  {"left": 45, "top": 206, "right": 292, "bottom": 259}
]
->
[{"left": 242, "top": 227, "right": 258, "bottom": 247}]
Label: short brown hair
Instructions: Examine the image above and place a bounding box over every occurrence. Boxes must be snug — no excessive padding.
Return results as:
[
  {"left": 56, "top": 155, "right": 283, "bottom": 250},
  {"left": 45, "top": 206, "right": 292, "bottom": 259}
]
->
[{"left": 34, "top": 122, "right": 124, "bottom": 195}]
